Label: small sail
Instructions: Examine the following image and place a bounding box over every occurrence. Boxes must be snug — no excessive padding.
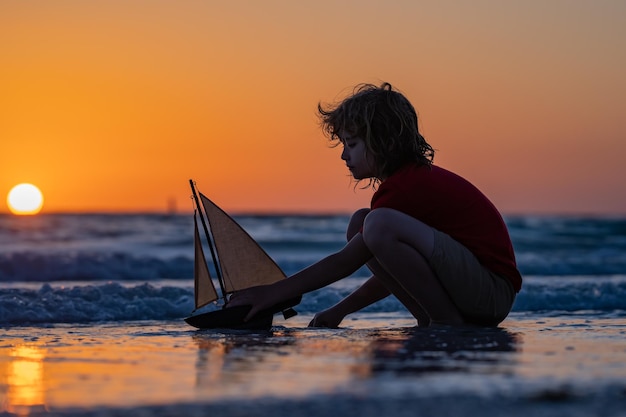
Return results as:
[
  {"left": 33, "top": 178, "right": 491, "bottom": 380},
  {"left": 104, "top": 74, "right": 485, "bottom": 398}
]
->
[
  {"left": 199, "top": 193, "right": 286, "bottom": 293},
  {"left": 194, "top": 213, "right": 218, "bottom": 309}
]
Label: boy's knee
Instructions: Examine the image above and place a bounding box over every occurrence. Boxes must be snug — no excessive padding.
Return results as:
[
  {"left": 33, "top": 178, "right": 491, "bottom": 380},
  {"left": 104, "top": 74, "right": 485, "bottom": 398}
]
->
[
  {"left": 347, "top": 208, "right": 370, "bottom": 241},
  {"left": 363, "top": 208, "right": 435, "bottom": 258},
  {"left": 362, "top": 208, "right": 395, "bottom": 251}
]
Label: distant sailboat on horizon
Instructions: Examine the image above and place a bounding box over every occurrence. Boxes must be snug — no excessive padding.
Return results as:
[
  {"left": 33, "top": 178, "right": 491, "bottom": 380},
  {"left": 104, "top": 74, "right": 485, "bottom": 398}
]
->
[{"left": 185, "top": 180, "right": 300, "bottom": 330}]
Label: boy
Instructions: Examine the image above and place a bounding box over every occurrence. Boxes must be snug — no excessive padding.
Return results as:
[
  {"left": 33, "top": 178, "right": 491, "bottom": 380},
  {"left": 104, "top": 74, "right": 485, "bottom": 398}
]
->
[{"left": 229, "top": 82, "right": 521, "bottom": 327}]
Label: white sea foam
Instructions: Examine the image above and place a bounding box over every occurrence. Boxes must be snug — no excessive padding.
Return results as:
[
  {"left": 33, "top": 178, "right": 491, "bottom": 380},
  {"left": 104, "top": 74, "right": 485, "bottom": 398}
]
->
[{"left": 1, "top": 276, "right": 625, "bottom": 325}]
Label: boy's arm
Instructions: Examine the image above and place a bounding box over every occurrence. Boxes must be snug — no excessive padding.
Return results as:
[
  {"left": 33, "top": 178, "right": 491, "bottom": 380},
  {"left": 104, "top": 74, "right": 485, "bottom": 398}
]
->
[
  {"left": 229, "top": 233, "right": 372, "bottom": 320},
  {"left": 308, "top": 276, "right": 390, "bottom": 328}
]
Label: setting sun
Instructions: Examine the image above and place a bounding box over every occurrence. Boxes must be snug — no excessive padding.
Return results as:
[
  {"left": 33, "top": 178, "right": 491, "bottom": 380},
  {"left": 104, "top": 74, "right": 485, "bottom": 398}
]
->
[
  {"left": 7, "top": 183, "right": 44, "bottom": 215},
  {"left": 1, "top": 2, "right": 625, "bottom": 214}
]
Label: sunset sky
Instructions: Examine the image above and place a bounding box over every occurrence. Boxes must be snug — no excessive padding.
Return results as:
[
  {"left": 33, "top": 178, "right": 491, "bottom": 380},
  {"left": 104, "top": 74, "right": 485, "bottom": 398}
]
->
[{"left": 1, "top": 1, "right": 625, "bottom": 215}]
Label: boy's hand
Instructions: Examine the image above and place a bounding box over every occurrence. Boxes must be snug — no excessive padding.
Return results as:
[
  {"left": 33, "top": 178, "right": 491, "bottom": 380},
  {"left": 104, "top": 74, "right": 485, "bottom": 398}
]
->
[
  {"left": 308, "top": 307, "right": 344, "bottom": 328},
  {"left": 227, "top": 285, "right": 274, "bottom": 322}
]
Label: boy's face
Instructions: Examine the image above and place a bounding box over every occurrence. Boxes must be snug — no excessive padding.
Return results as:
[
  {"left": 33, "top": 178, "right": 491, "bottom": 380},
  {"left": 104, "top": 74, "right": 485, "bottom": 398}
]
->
[{"left": 339, "top": 134, "right": 377, "bottom": 180}]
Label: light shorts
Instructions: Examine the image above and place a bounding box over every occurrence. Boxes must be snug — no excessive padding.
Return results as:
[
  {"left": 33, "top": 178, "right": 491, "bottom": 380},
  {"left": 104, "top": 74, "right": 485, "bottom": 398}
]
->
[{"left": 428, "top": 229, "right": 516, "bottom": 326}]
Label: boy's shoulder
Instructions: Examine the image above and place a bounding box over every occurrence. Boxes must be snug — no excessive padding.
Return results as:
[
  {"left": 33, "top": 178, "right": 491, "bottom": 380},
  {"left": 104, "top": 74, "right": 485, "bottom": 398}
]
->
[
  {"left": 386, "top": 163, "right": 448, "bottom": 184},
  {"left": 380, "top": 163, "right": 480, "bottom": 197}
]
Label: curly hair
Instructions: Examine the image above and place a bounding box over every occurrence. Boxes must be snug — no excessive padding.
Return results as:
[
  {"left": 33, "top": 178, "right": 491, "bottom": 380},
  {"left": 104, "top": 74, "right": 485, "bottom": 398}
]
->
[{"left": 318, "top": 82, "right": 434, "bottom": 186}]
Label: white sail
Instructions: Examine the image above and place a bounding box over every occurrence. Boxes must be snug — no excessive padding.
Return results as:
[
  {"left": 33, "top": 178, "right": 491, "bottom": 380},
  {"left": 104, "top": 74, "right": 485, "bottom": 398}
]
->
[
  {"left": 199, "top": 193, "right": 286, "bottom": 293},
  {"left": 194, "top": 213, "right": 218, "bottom": 309}
]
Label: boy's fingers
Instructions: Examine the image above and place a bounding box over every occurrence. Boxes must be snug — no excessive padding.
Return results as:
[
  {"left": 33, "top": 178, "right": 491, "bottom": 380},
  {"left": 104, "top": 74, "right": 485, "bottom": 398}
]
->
[
  {"left": 227, "top": 290, "right": 251, "bottom": 308},
  {"left": 244, "top": 305, "right": 259, "bottom": 322},
  {"left": 243, "top": 303, "right": 259, "bottom": 322}
]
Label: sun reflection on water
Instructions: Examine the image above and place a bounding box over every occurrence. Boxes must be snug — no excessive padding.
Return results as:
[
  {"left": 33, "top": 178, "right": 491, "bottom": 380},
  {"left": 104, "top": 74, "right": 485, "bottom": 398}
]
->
[{"left": 3, "top": 346, "right": 46, "bottom": 415}]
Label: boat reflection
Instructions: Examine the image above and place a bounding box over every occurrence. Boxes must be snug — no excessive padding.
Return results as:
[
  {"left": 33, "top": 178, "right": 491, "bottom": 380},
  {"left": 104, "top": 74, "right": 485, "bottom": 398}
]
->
[{"left": 192, "top": 328, "right": 372, "bottom": 399}]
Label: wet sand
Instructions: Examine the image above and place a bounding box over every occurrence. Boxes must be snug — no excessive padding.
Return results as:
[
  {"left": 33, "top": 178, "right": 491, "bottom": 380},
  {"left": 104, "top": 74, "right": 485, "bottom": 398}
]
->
[{"left": 1, "top": 313, "right": 625, "bottom": 416}]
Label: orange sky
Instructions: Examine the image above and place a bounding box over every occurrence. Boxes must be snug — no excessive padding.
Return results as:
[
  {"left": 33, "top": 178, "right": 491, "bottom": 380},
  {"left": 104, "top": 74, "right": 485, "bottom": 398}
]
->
[{"left": 1, "top": 1, "right": 625, "bottom": 215}]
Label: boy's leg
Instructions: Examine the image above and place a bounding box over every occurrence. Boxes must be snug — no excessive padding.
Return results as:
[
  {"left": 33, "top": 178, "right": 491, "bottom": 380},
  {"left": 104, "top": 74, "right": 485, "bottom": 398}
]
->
[
  {"left": 362, "top": 208, "right": 464, "bottom": 325},
  {"left": 344, "top": 209, "right": 430, "bottom": 325},
  {"left": 346, "top": 208, "right": 370, "bottom": 241}
]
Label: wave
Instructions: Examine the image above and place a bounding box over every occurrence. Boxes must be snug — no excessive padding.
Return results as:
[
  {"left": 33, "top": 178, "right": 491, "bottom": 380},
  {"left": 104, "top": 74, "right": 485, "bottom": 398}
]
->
[
  {"left": 0, "top": 252, "right": 193, "bottom": 282},
  {"left": 1, "top": 277, "right": 624, "bottom": 326},
  {"left": 2, "top": 214, "right": 625, "bottom": 325},
  {"left": 2, "top": 245, "right": 626, "bottom": 283},
  {"left": 2, "top": 214, "right": 626, "bottom": 282}
]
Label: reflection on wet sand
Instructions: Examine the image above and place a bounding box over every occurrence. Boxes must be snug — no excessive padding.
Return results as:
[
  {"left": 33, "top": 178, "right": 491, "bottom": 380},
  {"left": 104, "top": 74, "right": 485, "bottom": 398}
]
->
[
  {"left": 368, "top": 326, "right": 521, "bottom": 375},
  {"left": 0, "top": 323, "right": 524, "bottom": 412},
  {"left": 192, "top": 329, "right": 373, "bottom": 398},
  {"left": 191, "top": 325, "right": 522, "bottom": 398}
]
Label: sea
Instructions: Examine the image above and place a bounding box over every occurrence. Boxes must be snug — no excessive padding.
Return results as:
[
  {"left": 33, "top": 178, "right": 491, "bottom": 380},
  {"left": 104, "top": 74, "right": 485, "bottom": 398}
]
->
[{"left": 1, "top": 213, "right": 625, "bottom": 416}]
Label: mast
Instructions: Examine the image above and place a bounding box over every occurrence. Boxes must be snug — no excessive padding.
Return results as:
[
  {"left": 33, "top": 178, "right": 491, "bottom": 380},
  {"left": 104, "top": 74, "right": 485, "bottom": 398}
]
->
[{"left": 189, "top": 179, "right": 227, "bottom": 301}]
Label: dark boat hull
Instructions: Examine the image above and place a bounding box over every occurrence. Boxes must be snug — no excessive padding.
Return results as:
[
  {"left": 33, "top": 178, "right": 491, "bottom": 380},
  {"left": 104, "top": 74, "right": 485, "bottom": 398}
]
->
[{"left": 184, "top": 296, "right": 301, "bottom": 330}]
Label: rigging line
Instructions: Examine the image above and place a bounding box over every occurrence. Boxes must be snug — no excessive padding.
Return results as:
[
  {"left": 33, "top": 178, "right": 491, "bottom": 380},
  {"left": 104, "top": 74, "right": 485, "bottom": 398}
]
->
[
  {"left": 191, "top": 210, "right": 218, "bottom": 312},
  {"left": 189, "top": 179, "right": 227, "bottom": 301}
]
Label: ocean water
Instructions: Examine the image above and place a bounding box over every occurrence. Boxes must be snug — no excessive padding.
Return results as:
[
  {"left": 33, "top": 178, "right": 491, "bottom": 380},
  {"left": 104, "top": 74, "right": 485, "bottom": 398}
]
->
[
  {"left": 1, "top": 213, "right": 626, "bottom": 416},
  {"left": 1, "top": 213, "right": 625, "bottom": 324}
]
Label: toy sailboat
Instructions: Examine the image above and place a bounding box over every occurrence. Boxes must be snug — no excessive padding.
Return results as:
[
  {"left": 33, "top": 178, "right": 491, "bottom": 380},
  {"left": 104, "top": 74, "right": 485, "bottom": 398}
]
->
[{"left": 184, "top": 180, "right": 300, "bottom": 330}]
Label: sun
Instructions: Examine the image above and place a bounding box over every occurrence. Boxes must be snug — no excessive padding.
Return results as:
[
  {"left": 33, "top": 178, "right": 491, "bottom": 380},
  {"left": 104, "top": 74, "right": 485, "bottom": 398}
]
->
[{"left": 7, "top": 183, "right": 44, "bottom": 215}]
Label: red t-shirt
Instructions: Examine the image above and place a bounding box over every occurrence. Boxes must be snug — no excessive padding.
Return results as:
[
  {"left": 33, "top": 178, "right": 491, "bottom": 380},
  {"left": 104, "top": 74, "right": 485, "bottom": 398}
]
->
[{"left": 371, "top": 164, "right": 522, "bottom": 292}]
